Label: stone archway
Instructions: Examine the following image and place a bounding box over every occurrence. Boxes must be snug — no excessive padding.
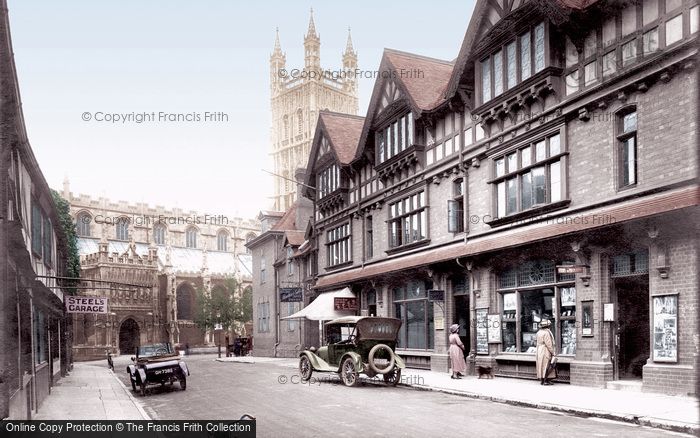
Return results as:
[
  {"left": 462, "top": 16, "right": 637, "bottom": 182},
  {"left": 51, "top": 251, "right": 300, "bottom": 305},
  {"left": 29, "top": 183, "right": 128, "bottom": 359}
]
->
[{"left": 119, "top": 318, "right": 140, "bottom": 355}]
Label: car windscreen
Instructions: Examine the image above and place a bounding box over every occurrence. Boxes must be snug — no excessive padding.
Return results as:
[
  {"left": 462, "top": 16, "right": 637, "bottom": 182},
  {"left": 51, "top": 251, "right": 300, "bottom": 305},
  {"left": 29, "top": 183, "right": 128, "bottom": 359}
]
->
[{"left": 137, "top": 343, "right": 173, "bottom": 357}]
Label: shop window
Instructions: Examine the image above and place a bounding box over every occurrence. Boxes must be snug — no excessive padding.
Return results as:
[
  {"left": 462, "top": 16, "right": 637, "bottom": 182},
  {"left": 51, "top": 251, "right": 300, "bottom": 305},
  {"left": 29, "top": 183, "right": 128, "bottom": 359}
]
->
[
  {"left": 388, "top": 191, "right": 427, "bottom": 250},
  {"left": 617, "top": 108, "right": 638, "bottom": 189},
  {"left": 394, "top": 280, "right": 434, "bottom": 350},
  {"left": 498, "top": 260, "right": 576, "bottom": 355},
  {"left": 34, "top": 308, "right": 47, "bottom": 365},
  {"left": 326, "top": 223, "right": 351, "bottom": 267}
]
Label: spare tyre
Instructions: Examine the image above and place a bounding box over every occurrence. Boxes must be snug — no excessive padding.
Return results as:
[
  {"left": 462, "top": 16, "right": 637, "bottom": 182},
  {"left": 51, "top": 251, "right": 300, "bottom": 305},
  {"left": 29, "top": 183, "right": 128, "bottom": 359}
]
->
[{"left": 368, "top": 344, "right": 395, "bottom": 375}]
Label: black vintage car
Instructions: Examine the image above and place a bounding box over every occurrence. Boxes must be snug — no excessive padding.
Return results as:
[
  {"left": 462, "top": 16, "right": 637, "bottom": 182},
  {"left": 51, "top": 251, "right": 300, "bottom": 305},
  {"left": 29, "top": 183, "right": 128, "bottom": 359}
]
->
[{"left": 126, "top": 342, "right": 189, "bottom": 395}]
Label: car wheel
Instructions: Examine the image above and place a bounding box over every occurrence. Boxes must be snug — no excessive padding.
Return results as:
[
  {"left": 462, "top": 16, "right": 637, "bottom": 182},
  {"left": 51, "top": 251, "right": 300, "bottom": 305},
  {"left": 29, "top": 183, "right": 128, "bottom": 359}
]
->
[
  {"left": 179, "top": 376, "right": 187, "bottom": 391},
  {"left": 368, "top": 344, "right": 395, "bottom": 375},
  {"left": 299, "top": 356, "right": 313, "bottom": 382},
  {"left": 383, "top": 367, "right": 402, "bottom": 386},
  {"left": 340, "top": 357, "right": 359, "bottom": 387}
]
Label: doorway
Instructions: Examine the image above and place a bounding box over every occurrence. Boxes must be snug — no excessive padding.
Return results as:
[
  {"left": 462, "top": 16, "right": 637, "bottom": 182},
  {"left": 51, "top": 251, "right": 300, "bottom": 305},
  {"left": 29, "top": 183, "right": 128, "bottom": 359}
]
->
[
  {"left": 453, "top": 294, "right": 470, "bottom": 354},
  {"left": 119, "top": 318, "right": 140, "bottom": 355},
  {"left": 614, "top": 276, "right": 649, "bottom": 379}
]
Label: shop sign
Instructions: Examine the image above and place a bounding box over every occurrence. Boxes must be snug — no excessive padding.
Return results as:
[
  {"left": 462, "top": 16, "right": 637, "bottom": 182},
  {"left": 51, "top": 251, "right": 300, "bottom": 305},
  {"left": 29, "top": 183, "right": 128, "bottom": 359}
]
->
[
  {"left": 280, "top": 287, "right": 303, "bottom": 302},
  {"left": 334, "top": 297, "right": 358, "bottom": 311},
  {"left": 652, "top": 294, "right": 677, "bottom": 363},
  {"left": 65, "top": 296, "right": 108, "bottom": 314},
  {"left": 556, "top": 265, "right": 587, "bottom": 274},
  {"left": 428, "top": 289, "right": 445, "bottom": 301},
  {"left": 487, "top": 314, "right": 502, "bottom": 343}
]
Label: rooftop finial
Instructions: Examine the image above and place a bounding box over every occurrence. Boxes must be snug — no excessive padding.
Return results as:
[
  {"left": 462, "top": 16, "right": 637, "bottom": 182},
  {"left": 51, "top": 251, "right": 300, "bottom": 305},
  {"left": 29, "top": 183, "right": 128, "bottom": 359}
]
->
[
  {"left": 273, "top": 26, "right": 282, "bottom": 52},
  {"left": 345, "top": 26, "right": 355, "bottom": 54},
  {"left": 307, "top": 7, "right": 317, "bottom": 37}
]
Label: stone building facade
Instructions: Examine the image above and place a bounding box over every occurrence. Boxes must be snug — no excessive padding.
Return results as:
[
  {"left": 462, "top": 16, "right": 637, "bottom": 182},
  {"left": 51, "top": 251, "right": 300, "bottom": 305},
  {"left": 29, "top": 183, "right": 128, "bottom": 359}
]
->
[
  {"left": 270, "top": 10, "right": 360, "bottom": 211},
  {"left": 260, "top": 0, "right": 699, "bottom": 396},
  {"left": 62, "top": 185, "right": 259, "bottom": 360}
]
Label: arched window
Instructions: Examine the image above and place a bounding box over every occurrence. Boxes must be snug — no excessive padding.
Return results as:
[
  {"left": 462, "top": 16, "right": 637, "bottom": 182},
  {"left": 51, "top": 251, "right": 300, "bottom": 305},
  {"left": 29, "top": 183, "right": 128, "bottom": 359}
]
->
[
  {"left": 115, "top": 217, "right": 129, "bottom": 241},
  {"left": 185, "top": 227, "right": 197, "bottom": 249},
  {"left": 297, "top": 109, "right": 303, "bottom": 135},
  {"left": 176, "top": 283, "right": 194, "bottom": 320},
  {"left": 216, "top": 230, "right": 228, "bottom": 252},
  {"left": 76, "top": 212, "right": 92, "bottom": 237},
  {"left": 245, "top": 233, "right": 256, "bottom": 254},
  {"left": 153, "top": 224, "right": 166, "bottom": 245}
]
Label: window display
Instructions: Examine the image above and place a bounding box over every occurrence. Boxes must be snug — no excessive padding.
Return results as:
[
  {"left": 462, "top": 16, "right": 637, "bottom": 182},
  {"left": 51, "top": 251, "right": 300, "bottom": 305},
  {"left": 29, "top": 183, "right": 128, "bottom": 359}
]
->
[{"left": 520, "top": 288, "right": 555, "bottom": 352}]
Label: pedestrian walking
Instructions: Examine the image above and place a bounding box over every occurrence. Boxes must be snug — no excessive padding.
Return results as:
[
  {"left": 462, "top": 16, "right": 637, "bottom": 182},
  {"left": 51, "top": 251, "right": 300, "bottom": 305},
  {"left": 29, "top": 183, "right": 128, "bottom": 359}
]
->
[
  {"left": 536, "top": 319, "right": 556, "bottom": 385},
  {"left": 448, "top": 324, "right": 466, "bottom": 379}
]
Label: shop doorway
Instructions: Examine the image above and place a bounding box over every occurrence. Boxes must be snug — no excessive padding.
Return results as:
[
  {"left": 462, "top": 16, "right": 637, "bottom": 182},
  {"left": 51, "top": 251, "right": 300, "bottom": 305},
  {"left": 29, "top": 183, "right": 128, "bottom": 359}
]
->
[
  {"left": 453, "top": 295, "right": 470, "bottom": 354},
  {"left": 119, "top": 318, "right": 140, "bottom": 355},
  {"left": 614, "top": 276, "right": 649, "bottom": 379}
]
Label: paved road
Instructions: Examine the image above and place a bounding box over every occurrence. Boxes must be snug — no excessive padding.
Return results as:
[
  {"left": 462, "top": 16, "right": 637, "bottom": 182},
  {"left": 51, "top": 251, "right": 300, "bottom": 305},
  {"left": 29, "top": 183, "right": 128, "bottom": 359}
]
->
[{"left": 113, "top": 355, "right": 692, "bottom": 438}]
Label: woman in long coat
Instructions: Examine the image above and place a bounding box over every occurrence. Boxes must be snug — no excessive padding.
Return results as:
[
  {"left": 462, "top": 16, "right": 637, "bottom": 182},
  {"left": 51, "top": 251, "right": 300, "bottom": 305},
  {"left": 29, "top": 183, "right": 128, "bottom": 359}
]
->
[
  {"left": 449, "top": 324, "right": 467, "bottom": 379},
  {"left": 536, "top": 319, "right": 556, "bottom": 385}
]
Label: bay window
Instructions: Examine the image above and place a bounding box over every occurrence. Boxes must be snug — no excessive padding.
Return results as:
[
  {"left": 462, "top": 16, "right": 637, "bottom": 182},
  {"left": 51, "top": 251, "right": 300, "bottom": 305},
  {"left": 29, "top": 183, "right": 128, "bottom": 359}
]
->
[
  {"left": 479, "top": 22, "right": 546, "bottom": 105},
  {"left": 493, "top": 131, "right": 566, "bottom": 219},
  {"left": 376, "top": 113, "right": 414, "bottom": 164},
  {"left": 327, "top": 223, "right": 351, "bottom": 267},
  {"left": 388, "top": 191, "right": 427, "bottom": 250}
]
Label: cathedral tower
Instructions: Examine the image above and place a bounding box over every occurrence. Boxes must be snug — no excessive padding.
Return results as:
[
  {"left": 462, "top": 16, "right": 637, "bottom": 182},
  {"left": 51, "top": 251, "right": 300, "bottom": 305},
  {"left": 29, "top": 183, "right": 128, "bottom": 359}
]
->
[{"left": 270, "top": 9, "right": 359, "bottom": 211}]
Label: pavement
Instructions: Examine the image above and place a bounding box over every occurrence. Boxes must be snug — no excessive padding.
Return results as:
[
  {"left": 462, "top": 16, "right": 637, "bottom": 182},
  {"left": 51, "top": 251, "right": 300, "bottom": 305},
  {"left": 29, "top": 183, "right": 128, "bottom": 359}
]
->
[
  {"left": 217, "top": 355, "right": 700, "bottom": 435},
  {"left": 33, "top": 360, "right": 150, "bottom": 421}
]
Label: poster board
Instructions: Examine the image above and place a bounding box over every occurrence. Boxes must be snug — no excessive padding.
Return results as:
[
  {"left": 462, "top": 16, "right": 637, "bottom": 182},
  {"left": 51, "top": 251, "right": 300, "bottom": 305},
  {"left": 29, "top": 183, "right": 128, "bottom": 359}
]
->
[
  {"left": 582, "top": 301, "right": 594, "bottom": 337},
  {"left": 652, "top": 294, "right": 677, "bottom": 363},
  {"left": 487, "top": 314, "right": 502, "bottom": 343},
  {"left": 475, "top": 308, "right": 488, "bottom": 354}
]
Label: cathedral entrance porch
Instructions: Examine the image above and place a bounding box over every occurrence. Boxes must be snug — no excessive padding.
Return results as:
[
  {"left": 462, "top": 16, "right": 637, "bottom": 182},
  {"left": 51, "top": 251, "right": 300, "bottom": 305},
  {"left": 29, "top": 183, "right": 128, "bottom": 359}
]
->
[{"left": 119, "top": 318, "right": 140, "bottom": 356}]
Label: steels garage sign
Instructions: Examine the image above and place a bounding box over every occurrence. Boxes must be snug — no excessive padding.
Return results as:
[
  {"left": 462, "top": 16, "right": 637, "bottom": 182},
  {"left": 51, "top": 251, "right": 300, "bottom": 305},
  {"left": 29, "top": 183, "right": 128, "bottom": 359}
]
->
[{"left": 65, "top": 296, "right": 108, "bottom": 314}]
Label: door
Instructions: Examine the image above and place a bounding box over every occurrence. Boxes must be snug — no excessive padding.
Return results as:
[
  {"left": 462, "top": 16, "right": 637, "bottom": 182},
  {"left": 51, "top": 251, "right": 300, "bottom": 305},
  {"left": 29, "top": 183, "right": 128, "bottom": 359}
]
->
[
  {"left": 614, "top": 276, "right": 650, "bottom": 379},
  {"left": 119, "top": 318, "right": 140, "bottom": 356}
]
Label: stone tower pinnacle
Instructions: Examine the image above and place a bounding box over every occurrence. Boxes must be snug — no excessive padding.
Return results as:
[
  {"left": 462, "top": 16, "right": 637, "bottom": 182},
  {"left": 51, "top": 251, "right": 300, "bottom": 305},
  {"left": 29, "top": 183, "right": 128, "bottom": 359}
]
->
[
  {"left": 270, "top": 27, "right": 286, "bottom": 93},
  {"left": 343, "top": 27, "right": 357, "bottom": 94},
  {"left": 304, "top": 8, "right": 320, "bottom": 71}
]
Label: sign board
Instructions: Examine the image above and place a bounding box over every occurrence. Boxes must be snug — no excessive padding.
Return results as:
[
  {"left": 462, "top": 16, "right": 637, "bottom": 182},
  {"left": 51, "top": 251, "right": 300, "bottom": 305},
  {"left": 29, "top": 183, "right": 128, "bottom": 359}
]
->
[
  {"left": 428, "top": 289, "right": 445, "bottom": 302},
  {"left": 280, "top": 287, "right": 303, "bottom": 302},
  {"left": 556, "top": 265, "right": 587, "bottom": 274},
  {"left": 333, "top": 297, "right": 358, "bottom": 311},
  {"left": 603, "top": 303, "right": 615, "bottom": 322},
  {"left": 475, "top": 308, "right": 488, "bottom": 354},
  {"left": 434, "top": 314, "right": 445, "bottom": 330},
  {"left": 487, "top": 314, "right": 502, "bottom": 343},
  {"left": 65, "top": 296, "right": 108, "bottom": 314},
  {"left": 214, "top": 323, "right": 223, "bottom": 331},
  {"left": 652, "top": 295, "right": 677, "bottom": 363}
]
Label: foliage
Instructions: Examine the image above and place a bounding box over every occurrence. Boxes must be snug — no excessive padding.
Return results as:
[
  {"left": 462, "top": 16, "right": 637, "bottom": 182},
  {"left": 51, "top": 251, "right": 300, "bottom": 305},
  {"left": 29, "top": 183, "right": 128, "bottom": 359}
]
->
[
  {"left": 193, "top": 276, "right": 253, "bottom": 334},
  {"left": 51, "top": 189, "right": 80, "bottom": 294}
]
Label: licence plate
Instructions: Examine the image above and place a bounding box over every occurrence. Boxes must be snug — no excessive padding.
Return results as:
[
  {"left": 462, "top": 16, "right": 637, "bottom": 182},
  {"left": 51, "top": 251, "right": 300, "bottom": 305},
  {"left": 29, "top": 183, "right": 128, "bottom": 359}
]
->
[{"left": 154, "top": 369, "right": 173, "bottom": 375}]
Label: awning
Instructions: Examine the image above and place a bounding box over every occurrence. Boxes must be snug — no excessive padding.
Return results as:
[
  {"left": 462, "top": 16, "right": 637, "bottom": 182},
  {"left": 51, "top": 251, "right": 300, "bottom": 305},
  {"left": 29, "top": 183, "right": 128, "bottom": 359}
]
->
[{"left": 281, "top": 287, "right": 356, "bottom": 321}]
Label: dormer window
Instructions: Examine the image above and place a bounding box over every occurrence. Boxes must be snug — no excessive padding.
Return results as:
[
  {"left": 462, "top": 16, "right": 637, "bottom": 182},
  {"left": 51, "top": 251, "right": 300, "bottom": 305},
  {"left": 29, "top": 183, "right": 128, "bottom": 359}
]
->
[
  {"left": 318, "top": 164, "right": 340, "bottom": 199},
  {"left": 479, "top": 22, "right": 546, "bottom": 106},
  {"left": 376, "top": 112, "right": 413, "bottom": 164}
]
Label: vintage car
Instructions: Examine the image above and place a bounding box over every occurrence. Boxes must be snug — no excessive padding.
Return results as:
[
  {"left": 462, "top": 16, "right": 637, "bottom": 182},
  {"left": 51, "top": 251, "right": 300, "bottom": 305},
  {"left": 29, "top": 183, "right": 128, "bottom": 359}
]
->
[
  {"left": 126, "top": 342, "right": 189, "bottom": 395},
  {"left": 298, "top": 316, "right": 405, "bottom": 387}
]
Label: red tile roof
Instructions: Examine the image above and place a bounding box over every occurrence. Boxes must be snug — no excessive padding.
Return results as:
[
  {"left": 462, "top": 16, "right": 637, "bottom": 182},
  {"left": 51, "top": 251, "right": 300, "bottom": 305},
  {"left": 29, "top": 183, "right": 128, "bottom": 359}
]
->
[
  {"left": 284, "top": 230, "right": 306, "bottom": 247},
  {"left": 270, "top": 204, "right": 298, "bottom": 232},
  {"left": 314, "top": 186, "right": 699, "bottom": 290},
  {"left": 384, "top": 49, "right": 455, "bottom": 111},
  {"left": 318, "top": 112, "right": 365, "bottom": 165}
]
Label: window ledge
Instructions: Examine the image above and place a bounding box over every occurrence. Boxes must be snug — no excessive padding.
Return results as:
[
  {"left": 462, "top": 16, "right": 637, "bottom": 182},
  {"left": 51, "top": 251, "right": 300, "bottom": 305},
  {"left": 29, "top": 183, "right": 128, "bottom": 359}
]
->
[
  {"left": 495, "top": 354, "right": 574, "bottom": 364},
  {"left": 485, "top": 200, "right": 571, "bottom": 227},
  {"left": 324, "top": 260, "right": 353, "bottom": 272},
  {"left": 385, "top": 239, "right": 430, "bottom": 256}
]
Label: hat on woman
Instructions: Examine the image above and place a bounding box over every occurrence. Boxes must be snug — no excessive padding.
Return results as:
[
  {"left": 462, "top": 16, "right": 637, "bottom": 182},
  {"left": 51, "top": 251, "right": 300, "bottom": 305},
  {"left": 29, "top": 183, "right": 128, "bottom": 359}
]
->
[
  {"left": 539, "top": 319, "right": 551, "bottom": 328},
  {"left": 450, "top": 324, "right": 460, "bottom": 333}
]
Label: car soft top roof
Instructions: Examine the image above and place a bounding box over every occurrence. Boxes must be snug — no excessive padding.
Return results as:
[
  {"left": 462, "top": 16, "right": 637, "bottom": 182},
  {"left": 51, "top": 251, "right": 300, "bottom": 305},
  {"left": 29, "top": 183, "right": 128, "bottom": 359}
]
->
[{"left": 325, "top": 316, "right": 400, "bottom": 325}]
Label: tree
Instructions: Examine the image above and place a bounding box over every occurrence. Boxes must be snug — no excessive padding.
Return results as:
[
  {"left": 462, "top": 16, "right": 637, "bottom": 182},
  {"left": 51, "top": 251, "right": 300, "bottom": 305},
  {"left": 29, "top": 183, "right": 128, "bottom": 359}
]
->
[
  {"left": 193, "top": 276, "right": 253, "bottom": 335},
  {"left": 51, "top": 189, "right": 80, "bottom": 294}
]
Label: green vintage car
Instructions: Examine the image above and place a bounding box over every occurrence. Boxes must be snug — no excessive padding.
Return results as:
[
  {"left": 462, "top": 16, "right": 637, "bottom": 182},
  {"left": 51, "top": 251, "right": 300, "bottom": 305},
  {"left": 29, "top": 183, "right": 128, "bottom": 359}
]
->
[{"left": 298, "top": 316, "right": 405, "bottom": 387}]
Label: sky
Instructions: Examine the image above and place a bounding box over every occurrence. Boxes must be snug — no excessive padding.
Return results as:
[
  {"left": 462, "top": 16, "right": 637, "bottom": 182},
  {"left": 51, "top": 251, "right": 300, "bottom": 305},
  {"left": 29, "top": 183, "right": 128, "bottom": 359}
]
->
[{"left": 8, "top": 0, "right": 475, "bottom": 219}]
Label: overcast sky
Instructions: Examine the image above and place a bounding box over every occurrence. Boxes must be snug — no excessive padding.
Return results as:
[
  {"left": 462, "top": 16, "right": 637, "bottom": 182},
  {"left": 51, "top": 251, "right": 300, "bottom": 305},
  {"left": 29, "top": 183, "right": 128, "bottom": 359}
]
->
[{"left": 8, "top": 0, "right": 475, "bottom": 219}]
